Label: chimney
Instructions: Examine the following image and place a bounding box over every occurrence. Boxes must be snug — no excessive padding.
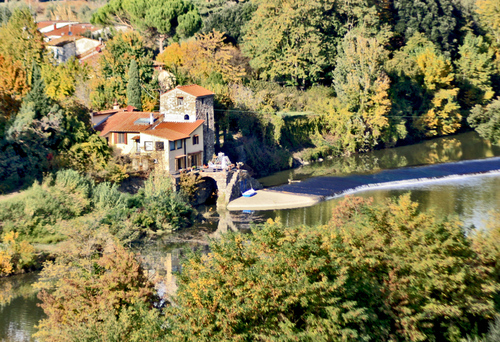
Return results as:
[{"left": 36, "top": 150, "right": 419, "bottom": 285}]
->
[
  {"left": 53, "top": 23, "right": 57, "bottom": 31},
  {"left": 149, "top": 113, "right": 154, "bottom": 125},
  {"left": 113, "top": 100, "right": 119, "bottom": 110}
]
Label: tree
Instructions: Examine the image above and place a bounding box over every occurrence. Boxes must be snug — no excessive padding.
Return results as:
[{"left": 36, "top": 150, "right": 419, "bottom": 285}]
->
[
  {"left": 91, "top": 0, "right": 201, "bottom": 51},
  {"left": 90, "top": 32, "right": 154, "bottom": 110},
  {"left": 0, "top": 8, "right": 45, "bottom": 71},
  {"left": 455, "top": 32, "right": 495, "bottom": 108},
  {"left": 127, "top": 59, "right": 142, "bottom": 110},
  {"left": 386, "top": 33, "right": 462, "bottom": 137},
  {"left": 157, "top": 30, "right": 247, "bottom": 85},
  {"left": 170, "top": 219, "right": 372, "bottom": 341},
  {"left": 476, "top": 0, "right": 500, "bottom": 46},
  {"left": 467, "top": 97, "right": 500, "bottom": 144},
  {"left": 202, "top": 1, "right": 257, "bottom": 45},
  {"left": 241, "top": 0, "right": 342, "bottom": 86},
  {"left": 0, "top": 54, "right": 29, "bottom": 137},
  {"left": 331, "top": 28, "right": 394, "bottom": 152},
  {"left": 170, "top": 195, "right": 497, "bottom": 341},
  {"left": 41, "top": 57, "right": 89, "bottom": 101},
  {"left": 393, "top": 0, "right": 457, "bottom": 52},
  {"left": 34, "top": 237, "right": 160, "bottom": 342}
]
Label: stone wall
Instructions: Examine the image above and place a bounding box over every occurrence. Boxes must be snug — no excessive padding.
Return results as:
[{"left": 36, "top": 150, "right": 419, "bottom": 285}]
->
[{"left": 195, "top": 96, "right": 215, "bottom": 163}]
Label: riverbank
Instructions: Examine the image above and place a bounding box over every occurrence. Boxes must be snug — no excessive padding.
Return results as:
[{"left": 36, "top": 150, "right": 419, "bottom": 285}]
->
[{"left": 227, "top": 189, "right": 324, "bottom": 211}]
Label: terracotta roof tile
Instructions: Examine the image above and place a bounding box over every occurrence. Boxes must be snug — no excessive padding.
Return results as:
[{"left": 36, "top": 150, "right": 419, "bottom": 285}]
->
[
  {"left": 44, "top": 23, "right": 100, "bottom": 38},
  {"left": 174, "top": 85, "right": 214, "bottom": 97},
  {"left": 95, "top": 111, "right": 160, "bottom": 136},
  {"left": 95, "top": 112, "right": 204, "bottom": 142},
  {"left": 153, "top": 120, "right": 204, "bottom": 136}
]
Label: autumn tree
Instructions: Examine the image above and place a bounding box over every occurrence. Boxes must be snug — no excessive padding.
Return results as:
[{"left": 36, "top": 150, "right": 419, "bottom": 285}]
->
[
  {"left": 157, "top": 30, "right": 246, "bottom": 85},
  {"left": 330, "top": 28, "right": 394, "bottom": 152},
  {"left": 34, "top": 231, "right": 162, "bottom": 342},
  {"left": 386, "top": 33, "right": 462, "bottom": 137},
  {"left": 41, "top": 57, "right": 89, "bottom": 102},
  {"left": 127, "top": 59, "right": 142, "bottom": 110},
  {"left": 0, "top": 54, "right": 29, "bottom": 136},
  {"left": 170, "top": 194, "right": 497, "bottom": 341},
  {"left": 455, "top": 32, "right": 496, "bottom": 108},
  {"left": 0, "top": 8, "right": 45, "bottom": 72},
  {"left": 91, "top": 0, "right": 201, "bottom": 51}
]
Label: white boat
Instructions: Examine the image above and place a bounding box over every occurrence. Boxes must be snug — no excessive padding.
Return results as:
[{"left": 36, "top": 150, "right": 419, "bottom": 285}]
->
[{"left": 242, "top": 189, "right": 257, "bottom": 197}]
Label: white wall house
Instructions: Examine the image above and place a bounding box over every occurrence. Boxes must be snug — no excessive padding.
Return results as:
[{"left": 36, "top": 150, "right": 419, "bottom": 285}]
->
[{"left": 95, "top": 85, "right": 214, "bottom": 172}]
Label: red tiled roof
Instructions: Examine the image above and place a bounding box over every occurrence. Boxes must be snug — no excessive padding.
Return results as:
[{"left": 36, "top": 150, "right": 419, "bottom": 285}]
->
[
  {"left": 44, "top": 24, "right": 99, "bottom": 38},
  {"left": 154, "top": 120, "right": 204, "bottom": 135},
  {"left": 95, "top": 111, "right": 204, "bottom": 142},
  {"left": 173, "top": 85, "right": 214, "bottom": 97},
  {"left": 95, "top": 111, "right": 161, "bottom": 136},
  {"left": 144, "top": 120, "right": 204, "bottom": 140}
]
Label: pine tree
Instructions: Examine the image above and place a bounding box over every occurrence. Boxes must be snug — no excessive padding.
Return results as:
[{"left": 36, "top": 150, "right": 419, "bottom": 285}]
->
[
  {"left": 126, "top": 59, "right": 142, "bottom": 111},
  {"left": 22, "top": 63, "right": 52, "bottom": 119}
]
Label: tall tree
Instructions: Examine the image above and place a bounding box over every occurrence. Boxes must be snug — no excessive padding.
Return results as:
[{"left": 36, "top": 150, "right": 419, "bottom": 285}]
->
[
  {"left": 242, "top": 0, "right": 343, "bottom": 86},
  {"left": 330, "top": 28, "right": 394, "bottom": 152},
  {"left": 0, "top": 8, "right": 45, "bottom": 72},
  {"left": 90, "top": 32, "right": 154, "bottom": 110},
  {"left": 127, "top": 59, "right": 142, "bottom": 110},
  {"left": 455, "top": 32, "right": 495, "bottom": 108},
  {"left": 91, "top": 0, "right": 201, "bottom": 51}
]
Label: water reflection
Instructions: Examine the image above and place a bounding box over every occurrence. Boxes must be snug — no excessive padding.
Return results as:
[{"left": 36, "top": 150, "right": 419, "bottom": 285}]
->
[
  {"left": 259, "top": 131, "right": 500, "bottom": 187},
  {"left": 255, "top": 172, "right": 500, "bottom": 231},
  {"left": 0, "top": 273, "right": 43, "bottom": 342}
]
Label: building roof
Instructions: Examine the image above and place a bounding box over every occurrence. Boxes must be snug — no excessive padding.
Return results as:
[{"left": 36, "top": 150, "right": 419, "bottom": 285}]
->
[
  {"left": 95, "top": 111, "right": 161, "bottom": 136},
  {"left": 44, "top": 23, "right": 100, "bottom": 39},
  {"left": 95, "top": 111, "right": 204, "bottom": 141},
  {"left": 144, "top": 120, "right": 204, "bottom": 140},
  {"left": 165, "top": 84, "right": 215, "bottom": 98}
]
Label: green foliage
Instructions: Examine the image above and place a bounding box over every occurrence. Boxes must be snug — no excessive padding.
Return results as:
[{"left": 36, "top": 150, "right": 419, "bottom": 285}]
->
[
  {"left": 456, "top": 32, "right": 496, "bottom": 107},
  {"left": 394, "top": 0, "right": 457, "bottom": 52},
  {"left": 331, "top": 28, "right": 394, "bottom": 152},
  {"left": 203, "top": 1, "right": 257, "bottom": 45},
  {"left": 0, "top": 231, "right": 36, "bottom": 276},
  {"left": 91, "top": 0, "right": 201, "bottom": 47},
  {"left": 126, "top": 59, "right": 142, "bottom": 110},
  {"left": 468, "top": 98, "right": 500, "bottom": 145},
  {"left": 242, "top": 0, "right": 342, "bottom": 85},
  {"left": 171, "top": 195, "right": 497, "bottom": 341},
  {"left": 0, "top": 8, "right": 45, "bottom": 71},
  {"left": 90, "top": 32, "right": 154, "bottom": 110}
]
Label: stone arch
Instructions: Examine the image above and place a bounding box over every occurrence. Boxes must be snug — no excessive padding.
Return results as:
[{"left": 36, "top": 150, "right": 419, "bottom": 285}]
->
[{"left": 196, "top": 177, "right": 218, "bottom": 205}]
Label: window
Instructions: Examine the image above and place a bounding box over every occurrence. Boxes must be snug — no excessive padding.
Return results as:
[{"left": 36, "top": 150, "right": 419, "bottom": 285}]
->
[
  {"left": 144, "top": 141, "right": 153, "bottom": 151},
  {"left": 201, "top": 98, "right": 204, "bottom": 105},
  {"left": 193, "top": 135, "right": 199, "bottom": 145},
  {"left": 184, "top": 114, "right": 189, "bottom": 120},
  {"left": 155, "top": 141, "right": 164, "bottom": 151},
  {"left": 177, "top": 140, "right": 182, "bottom": 149},
  {"left": 177, "top": 97, "right": 184, "bottom": 106},
  {"left": 170, "top": 141, "right": 175, "bottom": 151},
  {"left": 117, "top": 133, "right": 126, "bottom": 144}
]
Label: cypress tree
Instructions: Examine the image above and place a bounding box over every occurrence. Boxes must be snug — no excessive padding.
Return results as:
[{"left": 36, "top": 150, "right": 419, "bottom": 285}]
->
[
  {"left": 127, "top": 59, "right": 142, "bottom": 110},
  {"left": 23, "top": 63, "right": 52, "bottom": 119}
]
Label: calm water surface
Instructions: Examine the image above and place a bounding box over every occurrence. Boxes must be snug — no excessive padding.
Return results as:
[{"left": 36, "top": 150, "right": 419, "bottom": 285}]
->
[{"left": 3, "top": 131, "right": 500, "bottom": 340}]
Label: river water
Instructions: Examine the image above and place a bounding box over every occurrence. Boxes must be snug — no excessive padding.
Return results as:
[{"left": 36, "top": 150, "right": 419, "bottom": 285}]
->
[{"left": 2, "top": 131, "right": 500, "bottom": 341}]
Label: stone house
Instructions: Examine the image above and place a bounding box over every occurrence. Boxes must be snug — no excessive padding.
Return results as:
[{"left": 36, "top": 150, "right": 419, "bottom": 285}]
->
[
  {"left": 94, "top": 84, "right": 213, "bottom": 172},
  {"left": 160, "top": 85, "right": 215, "bottom": 163}
]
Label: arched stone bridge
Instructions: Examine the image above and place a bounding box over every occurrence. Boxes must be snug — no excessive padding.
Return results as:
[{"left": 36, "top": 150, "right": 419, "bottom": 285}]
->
[{"left": 196, "top": 169, "right": 262, "bottom": 208}]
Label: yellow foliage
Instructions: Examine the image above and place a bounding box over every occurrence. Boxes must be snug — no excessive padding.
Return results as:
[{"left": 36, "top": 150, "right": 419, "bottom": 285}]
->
[
  {"left": 157, "top": 30, "right": 246, "bottom": 84},
  {"left": 0, "top": 231, "right": 35, "bottom": 276}
]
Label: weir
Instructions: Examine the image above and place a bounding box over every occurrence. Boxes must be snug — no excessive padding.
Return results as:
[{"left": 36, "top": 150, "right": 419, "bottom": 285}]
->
[{"left": 270, "top": 157, "right": 500, "bottom": 199}]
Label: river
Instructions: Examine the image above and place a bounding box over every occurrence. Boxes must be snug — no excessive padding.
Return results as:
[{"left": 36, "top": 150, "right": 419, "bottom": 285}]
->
[{"left": 2, "top": 131, "right": 500, "bottom": 341}]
